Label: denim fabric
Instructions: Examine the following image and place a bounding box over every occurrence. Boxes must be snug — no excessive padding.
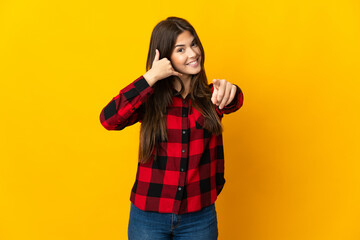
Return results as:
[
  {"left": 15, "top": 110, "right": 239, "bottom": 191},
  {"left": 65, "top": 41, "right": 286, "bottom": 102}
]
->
[{"left": 128, "top": 202, "right": 218, "bottom": 240}]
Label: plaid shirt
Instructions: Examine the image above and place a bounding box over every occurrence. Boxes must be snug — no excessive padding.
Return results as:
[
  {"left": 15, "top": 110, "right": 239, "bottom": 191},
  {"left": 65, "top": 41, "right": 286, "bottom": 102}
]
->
[{"left": 100, "top": 75, "right": 244, "bottom": 214}]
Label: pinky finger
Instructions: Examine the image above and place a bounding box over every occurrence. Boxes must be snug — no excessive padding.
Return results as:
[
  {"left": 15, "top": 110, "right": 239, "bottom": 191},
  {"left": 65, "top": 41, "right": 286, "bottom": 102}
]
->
[
  {"left": 225, "top": 85, "right": 237, "bottom": 106},
  {"left": 172, "top": 69, "right": 183, "bottom": 77}
]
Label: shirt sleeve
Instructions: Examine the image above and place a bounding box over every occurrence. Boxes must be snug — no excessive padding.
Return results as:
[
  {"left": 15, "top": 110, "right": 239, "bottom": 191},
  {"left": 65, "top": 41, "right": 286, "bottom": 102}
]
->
[
  {"left": 99, "top": 75, "right": 154, "bottom": 130},
  {"left": 209, "top": 83, "right": 244, "bottom": 118},
  {"left": 216, "top": 158, "right": 226, "bottom": 196}
]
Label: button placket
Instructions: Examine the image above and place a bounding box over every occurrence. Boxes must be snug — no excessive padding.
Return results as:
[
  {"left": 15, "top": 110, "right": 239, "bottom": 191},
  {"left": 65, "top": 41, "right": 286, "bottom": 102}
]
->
[{"left": 176, "top": 97, "right": 188, "bottom": 206}]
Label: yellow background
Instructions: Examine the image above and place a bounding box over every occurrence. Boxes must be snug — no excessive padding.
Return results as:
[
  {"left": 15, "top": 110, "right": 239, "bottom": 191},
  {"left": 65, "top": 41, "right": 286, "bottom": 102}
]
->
[{"left": 1, "top": 0, "right": 359, "bottom": 239}]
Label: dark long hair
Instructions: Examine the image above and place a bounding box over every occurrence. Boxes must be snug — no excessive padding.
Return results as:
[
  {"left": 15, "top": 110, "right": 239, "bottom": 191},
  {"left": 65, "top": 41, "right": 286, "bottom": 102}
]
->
[{"left": 139, "top": 16, "right": 222, "bottom": 164}]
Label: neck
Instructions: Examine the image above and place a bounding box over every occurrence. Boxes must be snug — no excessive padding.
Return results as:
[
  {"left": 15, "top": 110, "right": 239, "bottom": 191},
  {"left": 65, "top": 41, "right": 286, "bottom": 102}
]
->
[{"left": 174, "top": 75, "right": 192, "bottom": 97}]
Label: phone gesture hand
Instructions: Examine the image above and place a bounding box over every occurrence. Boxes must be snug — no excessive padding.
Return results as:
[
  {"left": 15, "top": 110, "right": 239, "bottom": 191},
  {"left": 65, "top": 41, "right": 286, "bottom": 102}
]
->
[{"left": 151, "top": 49, "right": 183, "bottom": 80}]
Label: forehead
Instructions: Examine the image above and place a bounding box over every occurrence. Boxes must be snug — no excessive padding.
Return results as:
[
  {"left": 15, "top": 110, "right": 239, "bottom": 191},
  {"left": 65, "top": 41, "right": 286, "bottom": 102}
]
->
[{"left": 175, "top": 30, "right": 194, "bottom": 44}]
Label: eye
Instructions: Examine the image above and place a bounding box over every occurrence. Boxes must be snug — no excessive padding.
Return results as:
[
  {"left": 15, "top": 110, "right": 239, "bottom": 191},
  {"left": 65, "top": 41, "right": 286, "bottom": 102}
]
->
[{"left": 177, "top": 48, "right": 184, "bottom": 53}]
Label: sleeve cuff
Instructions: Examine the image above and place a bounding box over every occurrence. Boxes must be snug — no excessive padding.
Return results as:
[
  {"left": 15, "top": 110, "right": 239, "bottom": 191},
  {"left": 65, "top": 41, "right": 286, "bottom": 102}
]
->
[
  {"left": 135, "top": 75, "right": 154, "bottom": 98},
  {"left": 223, "top": 84, "right": 241, "bottom": 109}
]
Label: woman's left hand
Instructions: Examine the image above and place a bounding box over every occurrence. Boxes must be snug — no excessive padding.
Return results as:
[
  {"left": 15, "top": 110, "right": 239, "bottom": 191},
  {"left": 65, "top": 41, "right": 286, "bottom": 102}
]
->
[{"left": 211, "top": 79, "right": 237, "bottom": 109}]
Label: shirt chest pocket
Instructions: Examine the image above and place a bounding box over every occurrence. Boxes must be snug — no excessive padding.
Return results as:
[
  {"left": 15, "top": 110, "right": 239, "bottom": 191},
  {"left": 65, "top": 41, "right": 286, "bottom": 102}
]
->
[
  {"left": 193, "top": 114, "right": 212, "bottom": 139},
  {"left": 194, "top": 114, "right": 205, "bottom": 129}
]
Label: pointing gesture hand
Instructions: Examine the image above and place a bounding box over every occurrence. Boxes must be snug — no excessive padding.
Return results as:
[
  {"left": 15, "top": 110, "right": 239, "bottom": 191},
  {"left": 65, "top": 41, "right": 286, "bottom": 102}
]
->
[
  {"left": 143, "top": 49, "right": 183, "bottom": 86},
  {"left": 211, "top": 79, "right": 237, "bottom": 109}
]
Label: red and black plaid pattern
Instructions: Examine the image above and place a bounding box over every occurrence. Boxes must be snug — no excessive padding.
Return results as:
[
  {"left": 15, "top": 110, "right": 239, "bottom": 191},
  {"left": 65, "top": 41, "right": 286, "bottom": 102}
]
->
[{"left": 100, "top": 75, "right": 244, "bottom": 214}]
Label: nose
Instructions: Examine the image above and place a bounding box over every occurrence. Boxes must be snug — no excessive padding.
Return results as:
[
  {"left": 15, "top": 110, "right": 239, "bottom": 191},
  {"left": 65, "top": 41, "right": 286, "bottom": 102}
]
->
[{"left": 187, "top": 47, "right": 197, "bottom": 58}]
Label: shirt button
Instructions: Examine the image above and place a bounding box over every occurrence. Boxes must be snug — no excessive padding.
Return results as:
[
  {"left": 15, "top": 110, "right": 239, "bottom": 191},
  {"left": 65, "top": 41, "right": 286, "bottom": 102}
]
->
[
  {"left": 183, "top": 100, "right": 186, "bottom": 104},
  {"left": 178, "top": 187, "right": 182, "bottom": 191},
  {"left": 182, "top": 114, "right": 186, "bottom": 117},
  {"left": 180, "top": 168, "right": 184, "bottom": 172},
  {"left": 181, "top": 149, "right": 185, "bottom": 153},
  {"left": 182, "top": 130, "right": 186, "bottom": 134}
]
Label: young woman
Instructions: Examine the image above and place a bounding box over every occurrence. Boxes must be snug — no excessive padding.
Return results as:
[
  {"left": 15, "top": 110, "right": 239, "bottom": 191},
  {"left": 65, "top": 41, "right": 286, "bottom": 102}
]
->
[{"left": 99, "top": 16, "right": 244, "bottom": 240}]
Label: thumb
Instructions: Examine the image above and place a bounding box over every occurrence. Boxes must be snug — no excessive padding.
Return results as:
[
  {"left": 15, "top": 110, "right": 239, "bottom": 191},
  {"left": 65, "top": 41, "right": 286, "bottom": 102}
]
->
[{"left": 153, "top": 49, "right": 160, "bottom": 62}]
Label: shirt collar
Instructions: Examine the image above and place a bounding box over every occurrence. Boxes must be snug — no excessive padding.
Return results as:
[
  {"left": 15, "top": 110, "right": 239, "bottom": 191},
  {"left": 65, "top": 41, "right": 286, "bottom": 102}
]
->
[{"left": 171, "top": 88, "right": 191, "bottom": 100}]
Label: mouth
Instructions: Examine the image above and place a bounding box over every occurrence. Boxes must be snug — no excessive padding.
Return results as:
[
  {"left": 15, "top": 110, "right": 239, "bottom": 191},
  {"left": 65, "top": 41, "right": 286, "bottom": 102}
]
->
[{"left": 186, "top": 57, "right": 200, "bottom": 65}]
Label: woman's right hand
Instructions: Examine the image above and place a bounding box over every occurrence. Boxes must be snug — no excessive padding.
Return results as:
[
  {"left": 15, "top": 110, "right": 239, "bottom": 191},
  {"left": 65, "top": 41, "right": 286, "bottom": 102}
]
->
[{"left": 143, "top": 49, "right": 183, "bottom": 87}]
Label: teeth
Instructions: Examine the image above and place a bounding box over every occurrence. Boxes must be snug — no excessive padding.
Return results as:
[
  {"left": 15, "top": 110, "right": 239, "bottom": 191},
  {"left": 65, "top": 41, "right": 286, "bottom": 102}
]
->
[{"left": 188, "top": 59, "right": 197, "bottom": 65}]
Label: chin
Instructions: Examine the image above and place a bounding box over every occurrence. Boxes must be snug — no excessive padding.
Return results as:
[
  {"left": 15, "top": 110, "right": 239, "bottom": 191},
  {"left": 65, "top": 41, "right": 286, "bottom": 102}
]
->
[
  {"left": 176, "top": 65, "right": 201, "bottom": 76},
  {"left": 192, "top": 69, "right": 202, "bottom": 75},
  {"left": 186, "top": 67, "right": 201, "bottom": 75}
]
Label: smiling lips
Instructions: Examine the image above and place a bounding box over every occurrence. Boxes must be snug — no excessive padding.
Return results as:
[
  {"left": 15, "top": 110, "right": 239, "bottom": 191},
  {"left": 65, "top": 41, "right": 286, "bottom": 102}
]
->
[{"left": 186, "top": 57, "right": 199, "bottom": 66}]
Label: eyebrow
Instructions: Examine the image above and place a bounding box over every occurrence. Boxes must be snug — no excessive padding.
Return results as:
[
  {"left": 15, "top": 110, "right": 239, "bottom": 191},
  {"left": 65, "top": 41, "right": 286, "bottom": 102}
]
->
[{"left": 175, "top": 38, "right": 195, "bottom": 48}]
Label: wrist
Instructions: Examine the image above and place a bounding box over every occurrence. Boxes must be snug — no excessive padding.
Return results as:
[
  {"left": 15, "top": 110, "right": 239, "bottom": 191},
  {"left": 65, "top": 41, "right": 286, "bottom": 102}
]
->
[{"left": 143, "top": 70, "right": 157, "bottom": 87}]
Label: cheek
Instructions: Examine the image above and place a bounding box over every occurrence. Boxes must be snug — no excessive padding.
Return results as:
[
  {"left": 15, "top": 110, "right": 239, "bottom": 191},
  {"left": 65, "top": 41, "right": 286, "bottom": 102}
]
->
[
  {"left": 195, "top": 47, "right": 201, "bottom": 55},
  {"left": 171, "top": 55, "right": 186, "bottom": 67}
]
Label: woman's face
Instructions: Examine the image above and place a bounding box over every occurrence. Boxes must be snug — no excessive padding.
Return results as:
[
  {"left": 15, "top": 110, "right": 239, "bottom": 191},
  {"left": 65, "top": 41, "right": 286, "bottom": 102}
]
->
[{"left": 170, "top": 30, "right": 202, "bottom": 78}]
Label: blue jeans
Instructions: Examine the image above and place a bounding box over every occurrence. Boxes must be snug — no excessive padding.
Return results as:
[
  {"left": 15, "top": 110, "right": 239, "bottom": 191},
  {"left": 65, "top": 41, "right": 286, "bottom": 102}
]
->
[{"left": 128, "top": 203, "right": 218, "bottom": 240}]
